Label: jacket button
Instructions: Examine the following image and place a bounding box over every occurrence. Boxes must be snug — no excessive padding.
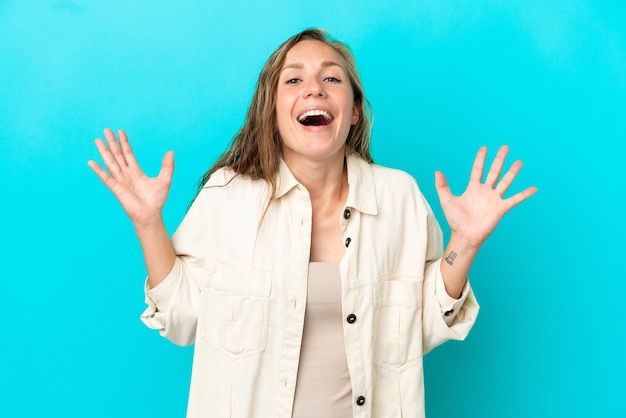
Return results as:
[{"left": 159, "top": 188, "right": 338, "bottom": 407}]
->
[
  {"left": 345, "top": 237, "right": 351, "bottom": 247},
  {"left": 343, "top": 208, "right": 351, "bottom": 219},
  {"left": 346, "top": 313, "right": 357, "bottom": 324},
  {"left": 356, "top": 396, "right": 366, "bottom": 406},
  {"left": 444, "top": 309, "right": 454, "bottom": 316}
]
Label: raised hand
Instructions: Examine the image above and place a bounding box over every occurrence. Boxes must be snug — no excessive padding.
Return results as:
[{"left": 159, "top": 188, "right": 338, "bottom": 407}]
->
[
  {"left": 88, "top": 128, "right": 174, "bottom": 227},
  {"left": 435, "top": 145, "right": 537, "bottom": 250}
]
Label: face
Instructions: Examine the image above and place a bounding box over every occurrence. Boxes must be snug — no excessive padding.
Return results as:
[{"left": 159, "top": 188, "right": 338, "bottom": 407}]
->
[{"left": 276, "top": 40, "right": 360, "bottom": 165}]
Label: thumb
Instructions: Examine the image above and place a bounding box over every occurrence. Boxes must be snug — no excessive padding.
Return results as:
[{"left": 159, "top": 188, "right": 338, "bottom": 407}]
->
[
  {"left": 434, "top": 170, "right": 452, "bottom": 202},
  {"left": 158, "top": 150, "right": 175, "bottom": 181}
]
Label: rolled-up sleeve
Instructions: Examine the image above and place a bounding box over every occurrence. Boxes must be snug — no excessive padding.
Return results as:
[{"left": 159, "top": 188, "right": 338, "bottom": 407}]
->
[
  {"left": 434, "top": 261, "right": 475, "bottom": 326},
  {"left": 139, "top": 184, "right": 216, "bottom": 346},
  {"left": 422, "top": 258, "right": 479, "bottom": 354},
  {"left": 421, "top": 207, "right": 480, "bottom": 355},
  {"left": 140, "top": 258, "right": 202, "bottom": 346}
]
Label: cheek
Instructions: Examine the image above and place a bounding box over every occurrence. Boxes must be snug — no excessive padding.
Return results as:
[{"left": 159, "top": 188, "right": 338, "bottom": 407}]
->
[
  {"left": 275, "top": 100, "right": 293, "bottom": 138},
  {"left": 275, "top": 95, "right": 287, "bottom": 125},
  {"left": 276, "top": 91, "right": 294, "bottom": 117}
]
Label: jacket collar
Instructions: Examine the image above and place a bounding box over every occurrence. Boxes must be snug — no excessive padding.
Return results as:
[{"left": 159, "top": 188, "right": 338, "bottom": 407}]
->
[
  {"left": 345, "top": 154, "right": 378, "bottom": 216},
  {"left": 275, "top": 154, "right": 378, "bottom": 216}
]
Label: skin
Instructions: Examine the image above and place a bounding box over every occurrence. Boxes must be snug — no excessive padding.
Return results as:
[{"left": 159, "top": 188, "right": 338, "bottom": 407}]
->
[
  {"left": 436, "top": 145, "right": 537, "bottom": 297},
  {"left": 88, "top": 41, "right": 537, "bottom": 297},
  {"left": 276, "top": 40, "right": 360, "bottom": 262},
  {"left": 88, "top": 129, "right": 176, "bottom": 287},
  {"left": 277, "top": 40, "right": 359, "bottom": 167}
]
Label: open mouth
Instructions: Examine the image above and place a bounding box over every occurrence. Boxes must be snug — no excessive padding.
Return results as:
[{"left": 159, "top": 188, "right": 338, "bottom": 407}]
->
[{"left": 297, "top": 109, "right": 333, "bottom": 126}]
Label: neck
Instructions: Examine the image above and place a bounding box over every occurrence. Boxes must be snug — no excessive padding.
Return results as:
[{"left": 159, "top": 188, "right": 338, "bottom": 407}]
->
[{"left": 283, "top": 150, "right": 348, "bottom": 203}]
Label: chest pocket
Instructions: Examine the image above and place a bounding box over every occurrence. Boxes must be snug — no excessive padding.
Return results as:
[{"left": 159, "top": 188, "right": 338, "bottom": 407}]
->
[
  {"left": 200, "top": 265, "right": 271, "bottom": 359},
  {"left": 373, "top": 279, "right": 423, "bottom": 373}
]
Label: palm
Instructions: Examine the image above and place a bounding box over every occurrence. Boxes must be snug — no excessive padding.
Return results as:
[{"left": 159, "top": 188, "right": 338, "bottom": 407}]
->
[
  {"left": 88, "top": 129, "right": 174, "bottom": 226},
  {"left": 435, "top": 146, "right": 537, "bottom": 248}
]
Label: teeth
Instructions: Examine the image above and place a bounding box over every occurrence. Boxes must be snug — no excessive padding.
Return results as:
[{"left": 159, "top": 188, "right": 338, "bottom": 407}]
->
[{"left": 297, "top": 109, "right": 332, "bottom": 122}]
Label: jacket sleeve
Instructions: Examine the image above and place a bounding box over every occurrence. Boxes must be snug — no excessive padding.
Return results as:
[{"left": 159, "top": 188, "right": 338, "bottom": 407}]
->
[
  {"left": 139, "top": 186, "right": 214, "bottom": 347},
  {"left": 420, "top": 200, "right": 480, "bottom": 355}
]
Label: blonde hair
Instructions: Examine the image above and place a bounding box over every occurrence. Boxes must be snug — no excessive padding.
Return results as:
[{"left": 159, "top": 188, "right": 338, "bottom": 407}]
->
[{"left": 196, "top": 28, "right": 373, "bottom": 200}]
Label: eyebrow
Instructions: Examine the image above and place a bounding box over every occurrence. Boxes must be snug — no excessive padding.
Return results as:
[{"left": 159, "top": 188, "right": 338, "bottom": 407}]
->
[{"left": 281, "top": 61, "right": 344, "bottom": 73}]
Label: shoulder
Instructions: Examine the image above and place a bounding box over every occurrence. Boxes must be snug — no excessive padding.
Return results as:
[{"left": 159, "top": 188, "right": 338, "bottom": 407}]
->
[
  {"left": 371, "top": 165, "right": 430, "bottom": 215},
  {"left": 370, "top": 163, "right": 419, "bottom": 189},
  {"left": 347, "top": 154, "right": 419, "bottom": 188},
  {"left": 202, "top": 168, "right": 267, "bottom": 191},
  {"left": 347, "top": 155, "right": 432, "bottom": 217},
  {"left": 196, "top": 168, "right": 270, "bottom": 206},
  {"left": 202, "top": 167, "right": 239, "bottom": 188}
]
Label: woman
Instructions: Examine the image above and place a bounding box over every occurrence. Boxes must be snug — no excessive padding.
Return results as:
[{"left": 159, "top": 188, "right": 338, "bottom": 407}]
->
[{"left": 89, "top": 29, "right": 536, "bottom": 418}]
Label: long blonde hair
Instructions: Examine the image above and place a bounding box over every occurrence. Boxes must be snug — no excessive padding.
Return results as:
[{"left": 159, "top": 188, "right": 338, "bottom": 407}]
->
[{"left": 195, "top": 28, "right": 373, "bottom": 200}]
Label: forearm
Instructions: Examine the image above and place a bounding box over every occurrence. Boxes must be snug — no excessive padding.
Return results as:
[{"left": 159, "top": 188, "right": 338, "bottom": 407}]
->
[
  {"left": 439, "top": 232, "right": 480, "bottom": 299},
  {"left": 134, "top": 217, "right": 176, "bottom": 288}
]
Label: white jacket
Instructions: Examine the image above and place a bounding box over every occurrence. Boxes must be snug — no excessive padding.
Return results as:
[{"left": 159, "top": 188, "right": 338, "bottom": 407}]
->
[{"left": 141, "top": 154, "right": 479, "bottom": 418}]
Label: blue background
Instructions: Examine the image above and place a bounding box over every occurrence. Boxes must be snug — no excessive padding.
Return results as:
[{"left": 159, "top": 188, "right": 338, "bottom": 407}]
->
[{"left": 1, "top": 1, "right": 624, "bottom": 417}]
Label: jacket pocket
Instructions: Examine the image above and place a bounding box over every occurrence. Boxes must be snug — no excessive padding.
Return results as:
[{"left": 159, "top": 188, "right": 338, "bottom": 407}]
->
[
  {"left": 199, "top": 264, "right": 271, "bottom": 359},
  {"left": 373, "top": 279, "right": 423, "bottom": 373}
]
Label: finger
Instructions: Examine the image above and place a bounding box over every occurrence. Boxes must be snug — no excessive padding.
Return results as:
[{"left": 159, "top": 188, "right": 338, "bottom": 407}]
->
[
  {"left": 158, "top": 151, "right": 175, "bottom": 183},
  {"left": 503, "top": 186, "right": 538, "bottom": 211},
  {"left": 117, "top": 129, "right": 139, "bottom": 169},
  {"left": 103, "top": 128, "right": 128, "bottom": 168},
  {"left": 94, "top": 137, "right": 123, "bottom": 178},
  {"left": 87, "top": 159, "right": 118, "bottom": 192},
  {"left": 484, "top": 145, "right": 509, "bottom": 188},
  {"left": 495, "top": 159, "right": 522, "bottom": 196},
  {"left": 469, "top": 146, "right": 487, "bottom": 184},
  {"left": 434, "top": 170, "right": 453, "bottom": 204}
]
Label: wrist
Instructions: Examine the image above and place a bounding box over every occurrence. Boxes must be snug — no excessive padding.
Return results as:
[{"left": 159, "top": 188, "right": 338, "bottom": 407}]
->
[
  {"left": 440, "top": 234, "right": 479, "bottom": 299},
  {"left": 133, "top": 214, "right": 166, "bottom": 236},
  {"left": 447, "top": 231, "right": 481, "bottom": 255}
]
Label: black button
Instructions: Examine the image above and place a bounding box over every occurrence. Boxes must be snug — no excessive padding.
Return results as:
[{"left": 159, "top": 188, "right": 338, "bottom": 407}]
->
[
  {"left": 345, "top": 237, "right": 351, "bottom": 247},
  {"left": 346, "top": 314, "right": 357, "bottom": 324},
  {"left": 356, "top": 396, "right": 366, "bottom": 406},
  {"left": 444, "top": 309, "right": 454, "bottom": 316},
  {"left": 343, "top": 208, "right": 351, "bottom": 219}
]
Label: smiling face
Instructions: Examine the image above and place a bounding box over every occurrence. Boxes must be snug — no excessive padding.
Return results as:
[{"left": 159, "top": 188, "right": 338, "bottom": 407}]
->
[{"left": 276, "top": 40, "right": 360, "bottom": 166}]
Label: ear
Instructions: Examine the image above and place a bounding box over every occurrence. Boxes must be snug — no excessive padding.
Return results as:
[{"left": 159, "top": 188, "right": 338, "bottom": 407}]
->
[{"left": 351, "top": 102, "right": 360, "bottom": 125}]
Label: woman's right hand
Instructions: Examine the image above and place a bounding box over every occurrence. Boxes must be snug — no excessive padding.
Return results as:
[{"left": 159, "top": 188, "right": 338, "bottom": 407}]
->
[{"left": 88, "top": 128, "right": 174, "bottom": 228}]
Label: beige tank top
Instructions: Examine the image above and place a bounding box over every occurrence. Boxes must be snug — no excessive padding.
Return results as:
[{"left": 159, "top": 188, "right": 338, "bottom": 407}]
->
[{"left": 292, "top": 262, "right": 352, "bottom": 418}]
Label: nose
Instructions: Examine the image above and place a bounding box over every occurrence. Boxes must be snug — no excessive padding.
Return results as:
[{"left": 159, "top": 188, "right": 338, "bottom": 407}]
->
[{"left": 304, "top": 78, "right": 326, "bottom": 98}]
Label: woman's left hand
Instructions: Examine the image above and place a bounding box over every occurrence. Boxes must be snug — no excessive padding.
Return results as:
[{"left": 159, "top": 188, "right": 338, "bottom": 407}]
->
[{"left": 435, "top": 145, "right": 537, "bottom": 250}]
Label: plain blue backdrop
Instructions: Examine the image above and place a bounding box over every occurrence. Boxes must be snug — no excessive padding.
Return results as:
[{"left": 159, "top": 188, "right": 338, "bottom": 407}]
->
[{"left": 1, "top": 1, "right": 624, "bottom": 417}]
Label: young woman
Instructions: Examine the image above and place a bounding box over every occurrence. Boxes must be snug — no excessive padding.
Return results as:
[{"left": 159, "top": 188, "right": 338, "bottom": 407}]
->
[{"left": 89, "top": 28, "right": 536, "bottom": 418}]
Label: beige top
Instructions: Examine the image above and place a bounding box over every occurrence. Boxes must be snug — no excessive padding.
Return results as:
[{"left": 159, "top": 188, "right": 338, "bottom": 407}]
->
[{"left": 292, "top": 262, "right": 352, "bottom": 418}]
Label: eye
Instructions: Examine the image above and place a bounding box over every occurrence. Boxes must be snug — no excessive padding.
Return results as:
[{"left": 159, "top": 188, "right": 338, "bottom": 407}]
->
[
  {"left": 285, "top": 78, "right": 301, "bottom": 85},
  {"left": 324, "top": 76, "right": 342, "bottom": 83}
]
